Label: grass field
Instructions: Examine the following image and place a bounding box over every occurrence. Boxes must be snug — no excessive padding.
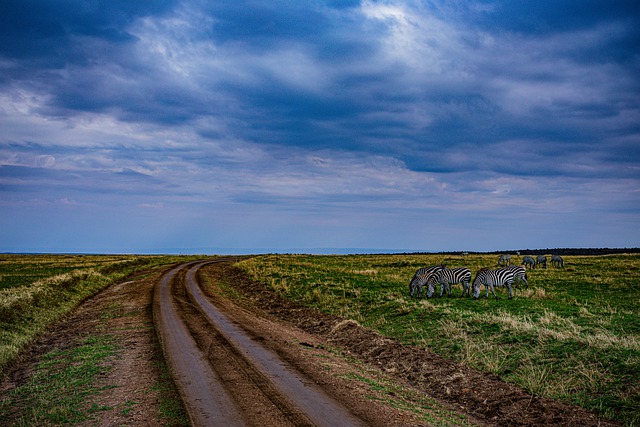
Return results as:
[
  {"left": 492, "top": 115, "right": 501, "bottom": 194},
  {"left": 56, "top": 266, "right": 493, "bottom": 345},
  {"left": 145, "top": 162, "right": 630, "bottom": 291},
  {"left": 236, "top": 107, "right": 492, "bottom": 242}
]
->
[
  {"left": 238, "top": 253, "right": 640, "bottom": 426},
  {"left": 0, "top": 254, "right": 198, "bottom": 374},
  {"left": 1, "top": 253, "right": 637, "bottom": 425},
  {"left": 0, "top": 254, "right": 195, "bottom": 426}
]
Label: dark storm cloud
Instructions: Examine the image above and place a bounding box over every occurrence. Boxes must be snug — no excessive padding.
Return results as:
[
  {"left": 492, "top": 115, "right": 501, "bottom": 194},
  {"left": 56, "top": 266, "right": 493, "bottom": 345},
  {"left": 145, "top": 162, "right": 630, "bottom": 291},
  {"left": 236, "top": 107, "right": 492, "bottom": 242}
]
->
[
  {"left": 468, "top": 0, "right": 640, "bottom": 34},
  {"left": 1, "top": 0, "right": 639, "bottom": 252},
  {"left": 0, "top": 0, "right": 173, "bottom": 58},
  {"left": 4, "top": 0, "right": 634, "bottom": 176},
  {"left": 203, "top": 1, "right": 330, "bottom": 44},
  {"left": 0, "top": 0, "right": 183, "bottom": 121}
]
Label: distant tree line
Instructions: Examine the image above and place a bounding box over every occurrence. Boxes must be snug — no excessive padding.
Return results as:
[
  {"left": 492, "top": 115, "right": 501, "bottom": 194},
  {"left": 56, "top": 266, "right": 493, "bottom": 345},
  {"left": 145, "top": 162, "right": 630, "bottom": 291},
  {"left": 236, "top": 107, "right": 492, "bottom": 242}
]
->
[{"left": 429, "top": 248, "right": 640, "bottom": 256}]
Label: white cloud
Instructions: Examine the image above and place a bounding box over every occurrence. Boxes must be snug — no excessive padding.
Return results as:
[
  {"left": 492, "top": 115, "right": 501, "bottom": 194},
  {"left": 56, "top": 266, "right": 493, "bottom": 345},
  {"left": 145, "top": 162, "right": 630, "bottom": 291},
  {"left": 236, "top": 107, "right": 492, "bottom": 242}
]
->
[
  {"left": 473, "top": 23, "right": 638, "bottom": 118},
  {"left": 360, "top": 0, "right": 464, "bottom": 74}
]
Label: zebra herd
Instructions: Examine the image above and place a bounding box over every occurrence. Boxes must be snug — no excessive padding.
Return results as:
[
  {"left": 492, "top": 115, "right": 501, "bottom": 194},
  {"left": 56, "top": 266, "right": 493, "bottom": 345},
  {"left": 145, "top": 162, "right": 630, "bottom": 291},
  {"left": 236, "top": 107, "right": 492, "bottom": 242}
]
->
[
  {"left": 520, "top": 255, "right": 564, "bottom": 268},
  {"left": 409, "top": 254, "right": 564, "bottom": 300}
]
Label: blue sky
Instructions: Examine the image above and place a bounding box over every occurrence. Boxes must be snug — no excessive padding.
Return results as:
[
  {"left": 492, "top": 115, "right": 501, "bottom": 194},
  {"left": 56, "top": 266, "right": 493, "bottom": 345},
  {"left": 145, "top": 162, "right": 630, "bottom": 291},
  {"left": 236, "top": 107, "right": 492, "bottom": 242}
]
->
[{"left": 1, "top": 0, "right": 639, "bottom": 254}]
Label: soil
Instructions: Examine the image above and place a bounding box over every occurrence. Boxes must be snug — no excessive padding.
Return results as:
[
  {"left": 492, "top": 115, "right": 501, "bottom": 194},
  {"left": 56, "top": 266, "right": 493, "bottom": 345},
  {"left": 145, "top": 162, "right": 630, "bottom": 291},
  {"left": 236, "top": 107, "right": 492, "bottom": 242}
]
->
[{"left": 0, "top": 259, "right": 620, "bottom": 427}]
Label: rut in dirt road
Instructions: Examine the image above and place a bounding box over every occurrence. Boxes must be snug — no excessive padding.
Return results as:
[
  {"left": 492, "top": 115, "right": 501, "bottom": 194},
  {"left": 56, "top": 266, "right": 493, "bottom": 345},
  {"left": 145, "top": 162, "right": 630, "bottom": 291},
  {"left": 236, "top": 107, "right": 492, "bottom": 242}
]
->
[{"left": 153, "top": 260, "right": 368, "bottom": 427}]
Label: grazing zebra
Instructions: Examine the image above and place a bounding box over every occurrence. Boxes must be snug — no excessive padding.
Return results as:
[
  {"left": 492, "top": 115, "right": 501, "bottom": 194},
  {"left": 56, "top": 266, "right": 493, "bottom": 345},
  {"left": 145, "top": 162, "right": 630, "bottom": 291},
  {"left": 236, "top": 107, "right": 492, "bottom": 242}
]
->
[
  {"left": 498, "top": 254, "right": 511, "bottom": 266},
  {"left": 535, "top": 255, "right": 547, "bottom": 269},
  {"left": 426, "top": 267, "right": 472, "bottom": 298},
  {"left": 506, "top": 265, "right": 528, "bottom": 288},
  {"left": 521, "top": 255, "right": 535, "bottom": 269},
  {"left": 472, "top": 267, "right": 516, "bottom": 299},
  {"left": 409, "top": 265, "right": 444, "bottom": 298},
  {"left": 551, "top": 255, "right": 564, "bottom": 268}
]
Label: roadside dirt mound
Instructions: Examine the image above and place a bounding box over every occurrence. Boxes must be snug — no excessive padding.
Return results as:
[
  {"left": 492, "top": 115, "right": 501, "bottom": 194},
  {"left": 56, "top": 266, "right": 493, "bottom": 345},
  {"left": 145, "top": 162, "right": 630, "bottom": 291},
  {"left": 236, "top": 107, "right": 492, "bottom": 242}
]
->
[{"left": 220, "top": 263, "right": 619, "bottom": 427}]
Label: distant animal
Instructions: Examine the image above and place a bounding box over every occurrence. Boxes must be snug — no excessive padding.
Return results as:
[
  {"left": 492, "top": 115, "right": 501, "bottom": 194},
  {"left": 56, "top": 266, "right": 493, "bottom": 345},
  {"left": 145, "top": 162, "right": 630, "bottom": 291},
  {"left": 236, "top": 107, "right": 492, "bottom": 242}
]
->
[
  {"left": 409, "top": 265, "right": 444, "bottom": 298},
  {"left": 506, "top": 265, "right": 528, "bottom": 288},
  {"left": 551, "top": 255, "right": 564, "bottom": 269},
  {"left": 426, "top": 267, "right": 472, "bottom": 298},
  {"left": 535, "top": 255, "right": 547, "bottom": 269},
  {"left": 498, "top": 254, "right": 511, "bottom": 266},
  {"left": 472, "top": 267, "right": 516, "bottom": 299},
  {"left": 521, "top": 255, "right": 535, "bottom": 269}
]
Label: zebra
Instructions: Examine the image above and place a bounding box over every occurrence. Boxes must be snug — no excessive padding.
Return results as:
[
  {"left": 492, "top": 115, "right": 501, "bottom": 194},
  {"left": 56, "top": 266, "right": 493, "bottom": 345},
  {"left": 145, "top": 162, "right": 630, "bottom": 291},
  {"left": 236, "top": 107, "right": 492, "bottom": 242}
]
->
[
  {"left": 551, "top": 255, "right": 564, "bottom": 269},
  {"left": 409, "top": 265, "right": 444, "bottom": 297},
  {"left": 535, "top": 255, "right": 547, "bottom": 269},
  {"left": 506, "top": 264, "right": 528, "bottom": 288},
  {"left": 472, "top": 267, "right": 516, "bottom": 299},
  {"left": 409, "top": 265, "right": 444, "bottom": 298},
  {"left": 498, "top": 254, "right": 511, "bottom": 266},
  {"left": 521, "top": 255, "right": 535, "bottom": 269},
  {"left": 426, "top": 267, "right": 472, "bottom": 298}
]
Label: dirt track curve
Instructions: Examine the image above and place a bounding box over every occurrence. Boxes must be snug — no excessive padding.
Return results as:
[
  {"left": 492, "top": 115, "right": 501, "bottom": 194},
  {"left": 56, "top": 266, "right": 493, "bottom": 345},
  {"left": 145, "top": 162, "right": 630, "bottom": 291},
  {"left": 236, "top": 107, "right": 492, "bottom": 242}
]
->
[{"left": 153, "top": 259, "right": 369, "bottom": 427}]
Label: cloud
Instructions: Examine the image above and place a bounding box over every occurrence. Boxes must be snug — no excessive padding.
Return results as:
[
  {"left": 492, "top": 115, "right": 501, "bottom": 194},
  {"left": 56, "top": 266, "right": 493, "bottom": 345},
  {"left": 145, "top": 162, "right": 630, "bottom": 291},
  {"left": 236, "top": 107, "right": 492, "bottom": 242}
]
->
[{"left": 1, "top": 0, "right": 639, "bottom": 252}]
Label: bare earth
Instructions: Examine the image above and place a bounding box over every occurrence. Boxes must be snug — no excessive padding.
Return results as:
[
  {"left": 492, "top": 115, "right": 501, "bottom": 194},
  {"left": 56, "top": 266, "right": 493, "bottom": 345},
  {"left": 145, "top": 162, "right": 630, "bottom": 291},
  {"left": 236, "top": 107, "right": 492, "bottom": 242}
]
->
[{"left": 0, "top": 259, "right": 619, "bottom": 426}]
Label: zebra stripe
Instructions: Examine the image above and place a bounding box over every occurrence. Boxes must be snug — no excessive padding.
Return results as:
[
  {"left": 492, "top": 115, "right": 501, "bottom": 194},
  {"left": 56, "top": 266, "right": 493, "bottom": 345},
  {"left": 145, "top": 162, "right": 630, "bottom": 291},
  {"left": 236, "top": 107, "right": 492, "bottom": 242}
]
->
[
  {"left": 506, "top": 265, "right": 528, "bottom": 288},
  {"left": 472, "top": 267, "right": 516, "bottom": 299},
  {"left": 409, "top": 265, "right": 444, "bottom": 298},
  {"left": 426, "top": 267, "right": 472, "bottom": 298}
]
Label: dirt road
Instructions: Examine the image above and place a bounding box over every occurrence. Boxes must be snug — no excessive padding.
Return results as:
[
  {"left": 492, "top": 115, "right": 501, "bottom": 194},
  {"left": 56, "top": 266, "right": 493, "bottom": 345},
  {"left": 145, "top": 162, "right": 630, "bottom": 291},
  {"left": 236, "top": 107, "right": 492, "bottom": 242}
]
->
[{"left": 154, "top": 260, "right": 368, "bottom": 426}]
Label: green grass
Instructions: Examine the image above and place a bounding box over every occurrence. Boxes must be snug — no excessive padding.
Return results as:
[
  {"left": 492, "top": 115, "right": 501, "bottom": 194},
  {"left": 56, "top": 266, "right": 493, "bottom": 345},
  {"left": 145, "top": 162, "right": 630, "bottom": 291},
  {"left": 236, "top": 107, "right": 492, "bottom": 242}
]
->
[
  {"left": 337, "top": 370, "right": 474, "bottom": 426},
  {"left": 0, "top": 254, "right": 200, "bottom": 373},
  {"left": 0, "top": 335, "right": 117, "bottom": 425},
  {"left": 151, "top": 359, "right": 191, "bottom": 426},
  {"left": 0, "top": 254, "right": 193, "bottom": 426},
  {"left": 0, "top": 255, "right": 145, "bottom": 290},
  {"left": 238, "top": 253, "right": 640, "bottom": 426}
]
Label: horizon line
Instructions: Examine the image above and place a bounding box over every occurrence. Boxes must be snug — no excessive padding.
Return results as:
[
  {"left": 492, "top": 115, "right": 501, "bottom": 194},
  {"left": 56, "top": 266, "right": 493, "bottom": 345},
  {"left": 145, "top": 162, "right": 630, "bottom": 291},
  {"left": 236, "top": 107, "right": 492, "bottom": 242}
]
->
[{"left": 3, "top": 246, "right": 639, "bottom": 256}]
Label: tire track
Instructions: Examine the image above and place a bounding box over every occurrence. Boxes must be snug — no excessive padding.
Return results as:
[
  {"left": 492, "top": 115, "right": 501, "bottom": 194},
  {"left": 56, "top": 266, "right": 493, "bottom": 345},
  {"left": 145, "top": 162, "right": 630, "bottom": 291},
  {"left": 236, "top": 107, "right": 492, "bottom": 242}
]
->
[
  {"left": 154, "top": 260, "right": 368, "bottom": 427},
  {"left": 153, "top": 261, "right": 247, "bottom": 426}
]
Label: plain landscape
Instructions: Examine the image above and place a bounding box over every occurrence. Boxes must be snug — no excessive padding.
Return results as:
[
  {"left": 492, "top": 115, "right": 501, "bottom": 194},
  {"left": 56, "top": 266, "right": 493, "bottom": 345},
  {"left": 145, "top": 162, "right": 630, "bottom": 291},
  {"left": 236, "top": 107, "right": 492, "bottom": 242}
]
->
[
  {"left": 2, "top": 4, "right": 638, "bottom": 426},
  {"left": 0, "top": 251, "right": 638, "bottom": 426}
]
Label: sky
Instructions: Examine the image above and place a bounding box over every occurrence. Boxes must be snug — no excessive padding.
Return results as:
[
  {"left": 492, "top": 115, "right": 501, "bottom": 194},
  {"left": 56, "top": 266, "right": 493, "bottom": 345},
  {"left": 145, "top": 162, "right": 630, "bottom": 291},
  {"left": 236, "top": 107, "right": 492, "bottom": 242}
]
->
[{"left": 1, "top": 0, "right": 639, "bottom": 254}]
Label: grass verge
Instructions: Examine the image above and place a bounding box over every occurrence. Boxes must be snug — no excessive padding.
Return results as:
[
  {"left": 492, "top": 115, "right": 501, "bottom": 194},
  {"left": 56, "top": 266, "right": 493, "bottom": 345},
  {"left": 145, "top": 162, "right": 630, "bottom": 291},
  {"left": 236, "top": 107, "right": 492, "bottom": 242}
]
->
[
  {"left": 0, "top": 255, "right": 198, "bottom": 374},
  {"left": 0, "top": 257, "right": 192, "bottom": 426},
  {"left": 0, "top": 336, "right": 117, "bottom": 425},
  {"left": 333, "top": 352, "right": 475, "bottom": 426}
]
